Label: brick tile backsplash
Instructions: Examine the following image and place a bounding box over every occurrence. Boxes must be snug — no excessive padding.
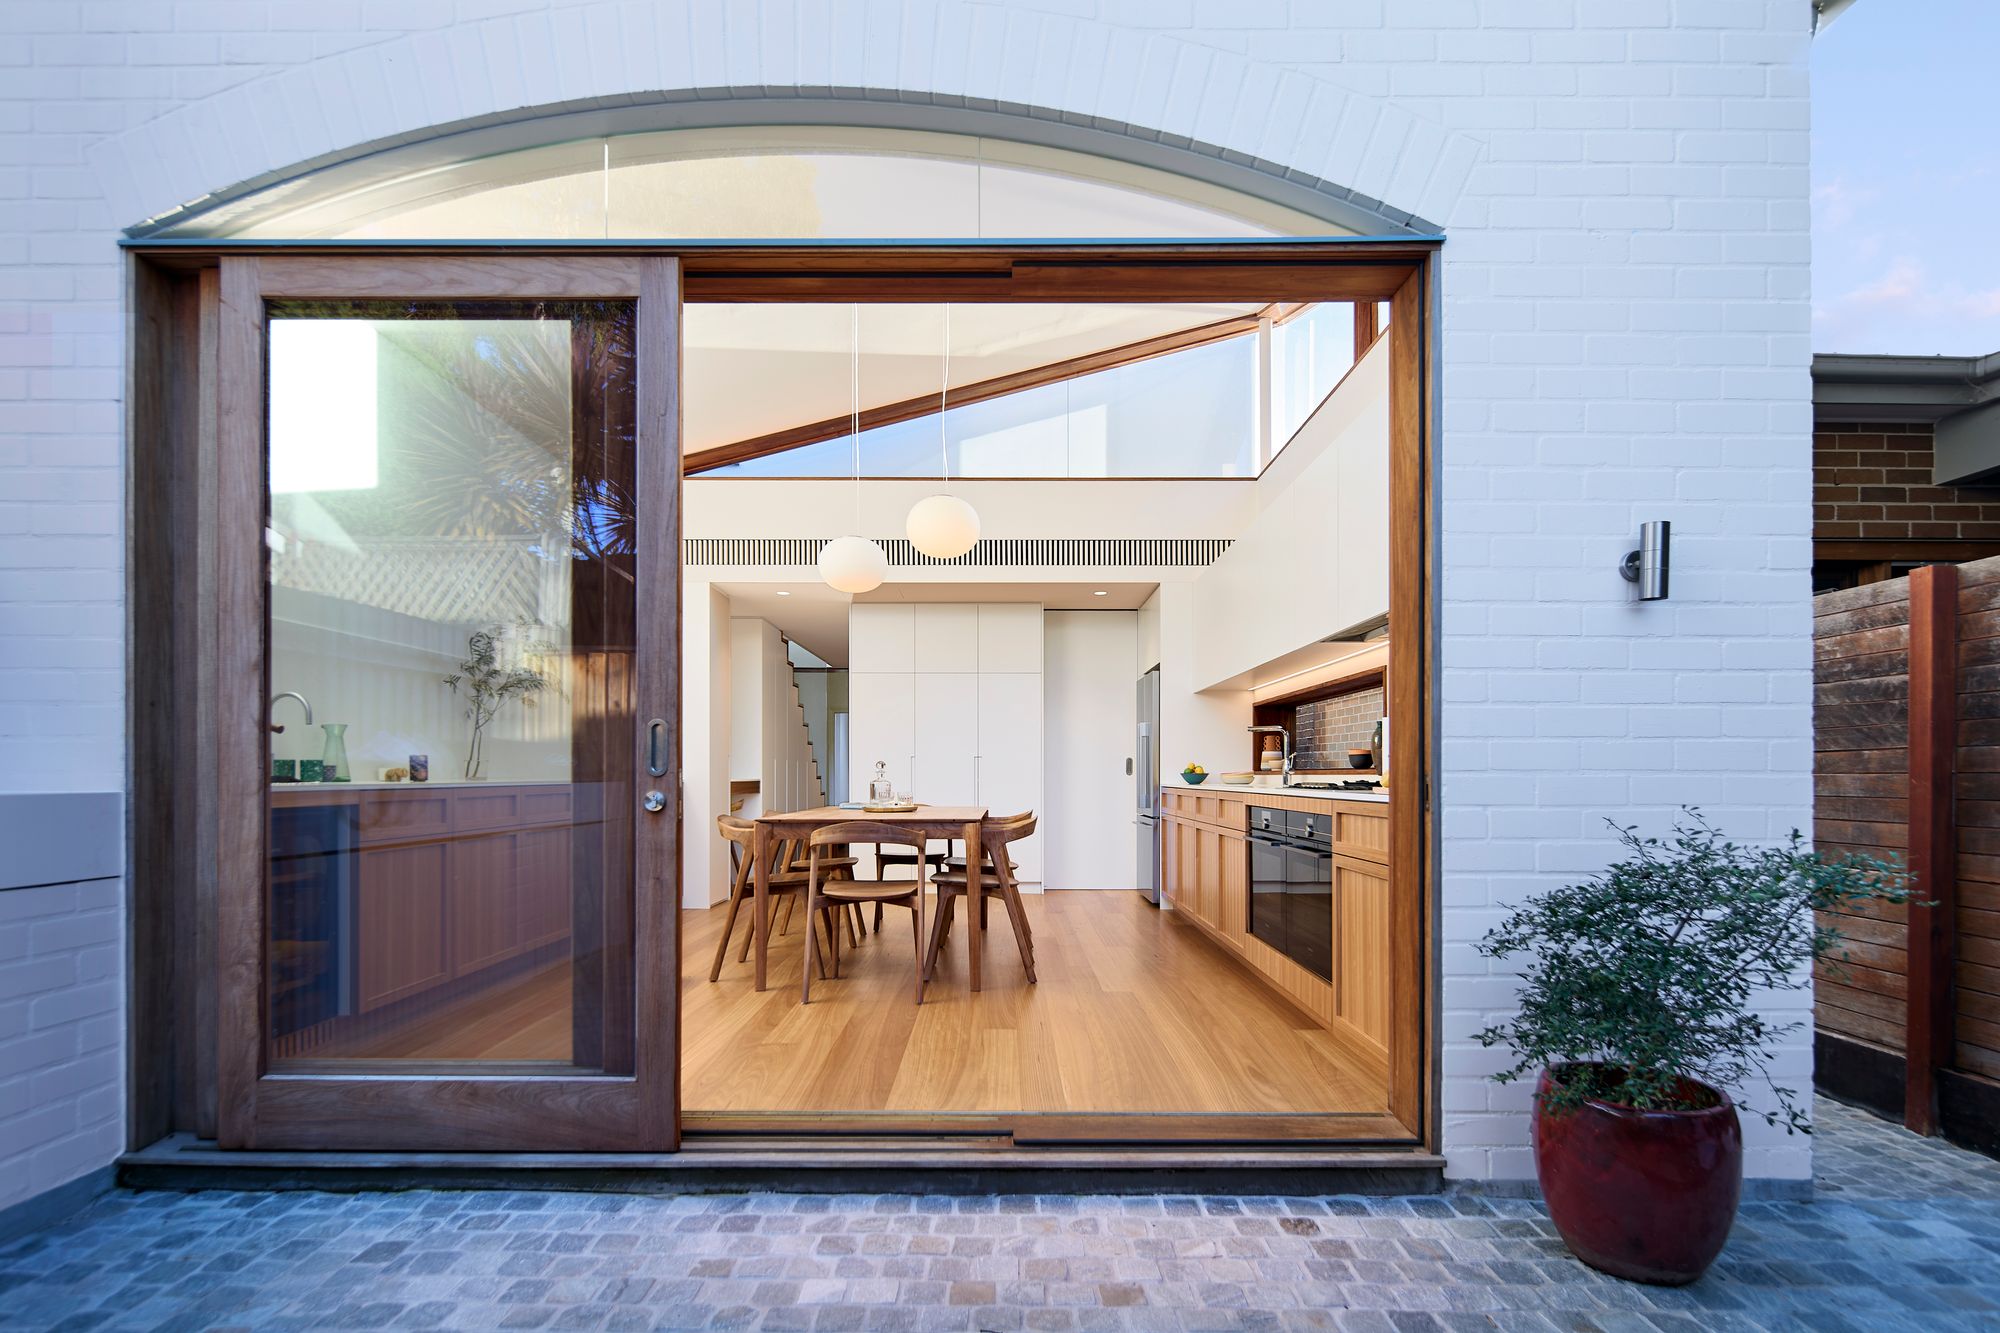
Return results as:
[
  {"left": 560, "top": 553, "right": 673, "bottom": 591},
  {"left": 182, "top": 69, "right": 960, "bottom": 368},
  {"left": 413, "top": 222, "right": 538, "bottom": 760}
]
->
[{"left": 1293, "top": 685, "right": 1385, "bottom": 769}]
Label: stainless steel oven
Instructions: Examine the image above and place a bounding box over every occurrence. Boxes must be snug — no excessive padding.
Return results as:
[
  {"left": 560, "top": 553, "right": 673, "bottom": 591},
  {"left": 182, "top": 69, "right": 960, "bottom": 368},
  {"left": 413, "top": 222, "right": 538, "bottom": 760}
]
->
[{"left": 1247, "top": 805, "right": 1333, "bottom": 981}]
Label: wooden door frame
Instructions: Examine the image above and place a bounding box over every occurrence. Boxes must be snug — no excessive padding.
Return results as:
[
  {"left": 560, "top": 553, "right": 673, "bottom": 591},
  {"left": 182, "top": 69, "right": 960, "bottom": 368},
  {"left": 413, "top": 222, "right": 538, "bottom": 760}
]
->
[
  {"left": 128, "top": 239, "right": 1436, "bottom": 1154},
  {"left": 206, "top": 254, "right": 682, "bottom": 1150}
]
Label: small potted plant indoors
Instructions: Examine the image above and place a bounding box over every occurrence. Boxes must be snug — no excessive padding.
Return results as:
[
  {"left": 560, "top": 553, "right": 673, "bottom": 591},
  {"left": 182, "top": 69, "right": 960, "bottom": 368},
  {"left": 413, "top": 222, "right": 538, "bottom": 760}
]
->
[
  {"left": 1476, "top": 809, "right": 1910, "bottom": 1286},
  {"left": 442, "top": 624, "right": 550, "bottom": 781}
]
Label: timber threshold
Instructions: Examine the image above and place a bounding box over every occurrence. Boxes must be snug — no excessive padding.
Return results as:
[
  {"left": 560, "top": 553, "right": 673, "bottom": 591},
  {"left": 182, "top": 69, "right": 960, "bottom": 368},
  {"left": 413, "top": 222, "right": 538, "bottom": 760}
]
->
[{"left": 119, "top": 1133, "right": 1446, "bottom": 1196}]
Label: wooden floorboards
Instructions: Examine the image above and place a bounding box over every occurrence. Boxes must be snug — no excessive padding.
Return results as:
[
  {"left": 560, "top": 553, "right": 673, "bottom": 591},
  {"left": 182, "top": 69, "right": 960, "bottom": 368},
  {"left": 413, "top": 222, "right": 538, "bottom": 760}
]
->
[
  {"left": 296, "top": 892, "right": 1389, "bottom": 1119},
  {"left": 682, "top": 890, "right": 1387, "bottom": 1117}
]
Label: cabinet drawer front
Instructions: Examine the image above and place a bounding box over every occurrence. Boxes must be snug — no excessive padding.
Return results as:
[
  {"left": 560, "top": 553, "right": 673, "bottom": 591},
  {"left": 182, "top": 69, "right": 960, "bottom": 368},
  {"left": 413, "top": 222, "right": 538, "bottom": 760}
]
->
[
  {"left": 1162, "top": 789, "right": 1247, "bottom": 830},
  {"left": 454, "top": 785, "right": 575, "bottom": 834},
  {"left": 1331, "top": 806, "right": 1389, "bottom": 862},
  {"left": 359, "top": 789, "right": 452, "bottom": 845}
]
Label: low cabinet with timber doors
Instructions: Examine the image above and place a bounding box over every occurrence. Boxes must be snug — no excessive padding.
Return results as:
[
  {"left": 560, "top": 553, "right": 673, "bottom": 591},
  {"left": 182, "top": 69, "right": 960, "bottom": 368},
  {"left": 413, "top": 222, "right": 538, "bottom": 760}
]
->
[
  {"left": 269, "top": 784, "right": 579, "bottom": 1045},
  {"left": 1159, "top": 788, "right": 1391, "bottom": 1077}
]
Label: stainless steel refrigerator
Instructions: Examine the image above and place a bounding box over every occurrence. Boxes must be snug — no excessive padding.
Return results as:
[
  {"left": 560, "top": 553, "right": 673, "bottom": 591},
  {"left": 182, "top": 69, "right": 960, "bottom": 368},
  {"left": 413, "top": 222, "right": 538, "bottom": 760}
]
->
[{"left": 1136, "top": 667, "right": 1162, "bottom": 904}]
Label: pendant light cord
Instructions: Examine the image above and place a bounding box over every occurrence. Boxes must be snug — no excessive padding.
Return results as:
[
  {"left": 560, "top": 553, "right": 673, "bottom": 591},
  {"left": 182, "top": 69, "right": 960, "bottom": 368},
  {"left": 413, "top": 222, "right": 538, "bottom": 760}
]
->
[
  {"left": 939, "top": 303, "right": 952, "bottom": 492},
  {"left": 850, "top": 302, "right": 862, "bottom": 532}
]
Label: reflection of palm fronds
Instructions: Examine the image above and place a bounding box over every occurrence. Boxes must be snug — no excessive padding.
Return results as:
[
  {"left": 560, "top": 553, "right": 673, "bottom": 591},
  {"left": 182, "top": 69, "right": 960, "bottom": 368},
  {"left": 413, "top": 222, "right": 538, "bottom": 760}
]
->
[
  {"left": 274, "top": 301, "right": 637, "bottom": 561},
  {"left": 393, "top": 341, "right": 571, "bottom": 539}
]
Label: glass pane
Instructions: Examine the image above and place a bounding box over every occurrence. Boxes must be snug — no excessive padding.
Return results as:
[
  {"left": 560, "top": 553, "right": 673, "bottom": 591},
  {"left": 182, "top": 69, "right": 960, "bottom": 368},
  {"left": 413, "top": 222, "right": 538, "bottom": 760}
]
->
[
  {"left": 157, "top": 126, "right": 1337, "bottom": 240},
  {"left": 1270, "top": 303, "right": 1357, "bottom": 456},
  {"left": 264, "top": 300, "right": 638, "bottom": 1072},
  {"left": 704, "top": 313, "right": 1257, "bottom": 479}
]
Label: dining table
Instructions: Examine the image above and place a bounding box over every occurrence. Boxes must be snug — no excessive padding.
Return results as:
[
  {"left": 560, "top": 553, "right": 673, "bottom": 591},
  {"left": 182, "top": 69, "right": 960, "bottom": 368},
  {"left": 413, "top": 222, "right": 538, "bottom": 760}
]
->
[{"left": 750, "top": 804, "right": 991, "bottom": 994}]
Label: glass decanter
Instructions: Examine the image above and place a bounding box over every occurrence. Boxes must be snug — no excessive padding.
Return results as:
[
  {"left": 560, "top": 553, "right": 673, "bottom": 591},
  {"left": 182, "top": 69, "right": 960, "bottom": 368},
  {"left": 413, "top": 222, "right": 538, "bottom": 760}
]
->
[
  {"left": 320, "top": 722, "right": 351, "bottom": 783},
  {"left": 869, "top": 760, "right": 894, "bottom": 804}
]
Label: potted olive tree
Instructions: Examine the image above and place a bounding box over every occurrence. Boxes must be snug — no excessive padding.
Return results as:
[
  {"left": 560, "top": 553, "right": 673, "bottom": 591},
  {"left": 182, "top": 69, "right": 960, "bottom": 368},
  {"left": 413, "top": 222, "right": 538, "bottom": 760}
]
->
[{"left": 1476, "top": 810, "right": 1909, "bottom": 1285}]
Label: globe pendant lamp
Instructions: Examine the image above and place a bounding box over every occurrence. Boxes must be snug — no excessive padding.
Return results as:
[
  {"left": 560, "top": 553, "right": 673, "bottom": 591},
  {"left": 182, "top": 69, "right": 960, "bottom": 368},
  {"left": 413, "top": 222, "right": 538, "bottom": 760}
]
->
[
  {"left": 819, "top": 304, "right": 886, "bottom": 594},
  {"left": 906, "top": 305, "right": 981, "bottom": 560},
  {"left": 818, "top": 533, "right": 888, "bottom": 594}
]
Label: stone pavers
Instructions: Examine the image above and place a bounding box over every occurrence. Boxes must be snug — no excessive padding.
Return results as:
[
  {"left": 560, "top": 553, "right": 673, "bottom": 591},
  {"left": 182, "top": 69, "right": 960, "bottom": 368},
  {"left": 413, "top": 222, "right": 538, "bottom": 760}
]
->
[{"left": 1, "top": 1097, "right": 1997, "bottom": 1331}]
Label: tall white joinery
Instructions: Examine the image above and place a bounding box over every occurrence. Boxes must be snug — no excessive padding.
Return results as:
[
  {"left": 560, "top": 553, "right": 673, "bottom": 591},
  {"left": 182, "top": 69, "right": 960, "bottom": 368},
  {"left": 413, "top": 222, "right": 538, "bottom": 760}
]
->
[{"left": 848, "top": 603, "right": 1044, "bottom": 885}]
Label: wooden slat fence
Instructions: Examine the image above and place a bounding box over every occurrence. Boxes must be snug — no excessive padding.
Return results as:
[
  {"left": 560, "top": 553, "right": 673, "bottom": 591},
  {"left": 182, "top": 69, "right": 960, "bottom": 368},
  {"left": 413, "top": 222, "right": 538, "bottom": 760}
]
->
[
  {"left": 1954, "top": 561, "right": 2000, "bottom": 1085},
  {"left": 1814, "top": 556, "right": 2000, "bottom": 1148}
]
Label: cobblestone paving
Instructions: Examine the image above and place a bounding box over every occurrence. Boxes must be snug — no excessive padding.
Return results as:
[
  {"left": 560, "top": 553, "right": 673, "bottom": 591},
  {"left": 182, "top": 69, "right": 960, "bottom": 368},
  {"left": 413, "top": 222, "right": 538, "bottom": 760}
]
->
[{"left": 2, "top": 1098, "right": 1997, "bottom": 1331}]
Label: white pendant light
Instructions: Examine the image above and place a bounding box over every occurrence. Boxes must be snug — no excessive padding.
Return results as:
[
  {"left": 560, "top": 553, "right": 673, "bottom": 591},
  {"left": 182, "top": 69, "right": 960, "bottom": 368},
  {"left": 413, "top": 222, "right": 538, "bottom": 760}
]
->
[
  {"left": 817, "top": 534, "right": 888, "bottom": 594},
  {"left": 906, "top": 304, "right": 981, "bottom": 560},
  {"left": 907, "top": 493, "right": 980, "bottom": 559},
  {"left": 820, "top": 304, "right": 886, "bottom": 595}
]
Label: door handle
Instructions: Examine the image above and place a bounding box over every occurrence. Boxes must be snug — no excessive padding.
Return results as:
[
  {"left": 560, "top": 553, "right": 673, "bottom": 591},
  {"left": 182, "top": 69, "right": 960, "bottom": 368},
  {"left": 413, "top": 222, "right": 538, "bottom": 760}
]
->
[
  {"left": 644, "top": 790, "right": 667, "bottom": 813},
  {"left": 647, "top": 718, "right": 667, "bottom": 777}
]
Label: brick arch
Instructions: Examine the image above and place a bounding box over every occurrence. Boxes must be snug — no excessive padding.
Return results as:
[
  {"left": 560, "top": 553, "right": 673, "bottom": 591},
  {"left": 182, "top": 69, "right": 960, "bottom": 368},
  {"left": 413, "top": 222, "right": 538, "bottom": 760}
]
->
[{"left": 87, "top": 1, "right": 1478, "bottom": 236}]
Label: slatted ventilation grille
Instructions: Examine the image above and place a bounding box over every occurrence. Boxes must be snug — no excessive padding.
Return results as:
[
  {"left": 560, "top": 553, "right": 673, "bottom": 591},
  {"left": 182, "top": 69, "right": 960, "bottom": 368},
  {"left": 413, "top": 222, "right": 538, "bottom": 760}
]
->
[{"left": 684, "top": 537, "right": 1233, "bottom": 568}]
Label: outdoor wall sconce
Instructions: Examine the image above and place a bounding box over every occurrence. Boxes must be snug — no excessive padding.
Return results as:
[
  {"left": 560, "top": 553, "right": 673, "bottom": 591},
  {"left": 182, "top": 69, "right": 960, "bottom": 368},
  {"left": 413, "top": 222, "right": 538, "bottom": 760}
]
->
[{"left": 1620, "top": 521, "right": 1671, "bottom": 601}]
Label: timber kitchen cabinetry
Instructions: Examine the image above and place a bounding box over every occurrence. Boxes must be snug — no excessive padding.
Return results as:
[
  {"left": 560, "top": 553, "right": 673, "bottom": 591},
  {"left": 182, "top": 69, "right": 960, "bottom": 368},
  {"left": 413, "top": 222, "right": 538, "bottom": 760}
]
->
[
  {"left": 270, "top": 782, "right": 576, "bottom": 1019},
  {"left": 1159, "top": 785, "right": 1392, "bottom": 1075}
]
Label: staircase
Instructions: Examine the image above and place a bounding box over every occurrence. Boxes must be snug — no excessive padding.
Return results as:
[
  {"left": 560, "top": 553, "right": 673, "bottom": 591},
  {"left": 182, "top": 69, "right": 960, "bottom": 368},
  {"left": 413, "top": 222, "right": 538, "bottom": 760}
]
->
[{"left": 781, "top": 637, "right": 828, "bottom": 808}]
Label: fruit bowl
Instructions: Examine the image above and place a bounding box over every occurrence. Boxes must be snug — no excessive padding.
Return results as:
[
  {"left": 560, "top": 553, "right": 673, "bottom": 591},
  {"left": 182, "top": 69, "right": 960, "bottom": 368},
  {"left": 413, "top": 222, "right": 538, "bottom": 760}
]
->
[{"left": 1180, "top": 768, "right": 1208, "bottom": 785}]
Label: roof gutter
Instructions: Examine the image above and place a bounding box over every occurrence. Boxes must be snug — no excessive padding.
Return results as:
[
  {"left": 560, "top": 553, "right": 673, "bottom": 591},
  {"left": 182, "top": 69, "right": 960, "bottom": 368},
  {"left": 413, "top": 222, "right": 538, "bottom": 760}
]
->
[
  {"left": 1813, "top": 350, "right": 2000, "bottom": 484},
  {"left": 1812, "top": 0, "right": 1860, "bottom": 35}
]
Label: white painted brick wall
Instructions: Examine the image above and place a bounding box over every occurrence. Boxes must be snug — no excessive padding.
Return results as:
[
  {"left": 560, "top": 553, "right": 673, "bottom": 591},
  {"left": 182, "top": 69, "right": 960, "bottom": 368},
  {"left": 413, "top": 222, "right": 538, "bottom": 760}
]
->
[
  {"left": 0, "top": 878, "right": 124, "bottom": 1213},
  {"left": 0, "top": 0, "right": 1815, "bottom": 1186}
]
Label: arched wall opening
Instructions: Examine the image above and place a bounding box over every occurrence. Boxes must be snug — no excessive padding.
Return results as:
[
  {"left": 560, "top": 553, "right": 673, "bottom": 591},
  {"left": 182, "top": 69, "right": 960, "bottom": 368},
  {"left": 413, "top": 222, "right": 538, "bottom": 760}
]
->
[
  {"left": 122, "top": 90, "right": 1439, "bottom": 1167},
  {"left": 133, "top": 98, "right": 1437, "bottom": 241}
]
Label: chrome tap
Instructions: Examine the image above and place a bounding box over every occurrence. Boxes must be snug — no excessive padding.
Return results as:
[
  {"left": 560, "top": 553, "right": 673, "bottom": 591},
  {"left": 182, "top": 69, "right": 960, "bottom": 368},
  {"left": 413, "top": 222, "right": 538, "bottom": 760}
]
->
[
  {"left": 269, "top": 691, "right": 314, "bottom": 735},
  {"left": 1247, "top": 723, "right": 1293, "bottom": 787}
]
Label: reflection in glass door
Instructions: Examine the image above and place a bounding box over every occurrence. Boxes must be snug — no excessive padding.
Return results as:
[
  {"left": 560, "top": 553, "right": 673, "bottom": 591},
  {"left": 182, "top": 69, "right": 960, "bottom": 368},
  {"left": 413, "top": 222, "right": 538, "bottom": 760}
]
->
[{"left": 263, "top": 300, "right": 639, "bottom": 1075}]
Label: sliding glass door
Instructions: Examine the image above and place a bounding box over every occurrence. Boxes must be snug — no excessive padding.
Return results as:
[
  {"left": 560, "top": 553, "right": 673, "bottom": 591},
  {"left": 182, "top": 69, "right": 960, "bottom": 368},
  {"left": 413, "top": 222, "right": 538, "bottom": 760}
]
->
[{"left": 214, "top": 258, "right": 681, "bottom": 1150}]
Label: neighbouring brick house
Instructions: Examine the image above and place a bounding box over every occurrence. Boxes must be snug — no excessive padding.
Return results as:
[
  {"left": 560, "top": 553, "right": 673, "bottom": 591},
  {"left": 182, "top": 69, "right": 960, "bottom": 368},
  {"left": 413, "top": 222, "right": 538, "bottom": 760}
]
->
[{"left": 1813, "top": 353, "right": 2000, "bottom": 590}]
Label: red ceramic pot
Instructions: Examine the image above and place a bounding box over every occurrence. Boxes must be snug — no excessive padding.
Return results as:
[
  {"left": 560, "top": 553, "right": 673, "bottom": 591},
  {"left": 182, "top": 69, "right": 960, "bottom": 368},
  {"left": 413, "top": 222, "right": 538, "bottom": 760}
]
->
[{"left": 1532, "top": 1064, "right": 1742, "bottom": 1285}]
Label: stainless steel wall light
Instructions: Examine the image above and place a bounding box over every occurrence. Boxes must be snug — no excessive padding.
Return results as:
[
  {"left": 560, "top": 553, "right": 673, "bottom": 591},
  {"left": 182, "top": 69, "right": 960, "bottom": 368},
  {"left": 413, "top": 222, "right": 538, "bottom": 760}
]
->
[{"left": 1620, "top": 521, "right": 1671, "bottom": 601}]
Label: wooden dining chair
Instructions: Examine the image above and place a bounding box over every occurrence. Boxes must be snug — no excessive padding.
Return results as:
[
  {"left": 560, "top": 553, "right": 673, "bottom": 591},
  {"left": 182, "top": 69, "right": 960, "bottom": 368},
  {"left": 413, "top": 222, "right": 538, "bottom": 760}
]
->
[
  {"left": 776, "top": 835, "right": 864, "bottom": 943},
  {"left": 803, "top": 821, "right": 930, "bottom": 1005},
  {"left": 860, "top": 842, "right": 948, "bottom": 935},
  {"left": 926, "top": 812, "right": 1037, "bottom": 983},
  {"left": 711, "top": 815, "right": 840, "bottom": 983}
]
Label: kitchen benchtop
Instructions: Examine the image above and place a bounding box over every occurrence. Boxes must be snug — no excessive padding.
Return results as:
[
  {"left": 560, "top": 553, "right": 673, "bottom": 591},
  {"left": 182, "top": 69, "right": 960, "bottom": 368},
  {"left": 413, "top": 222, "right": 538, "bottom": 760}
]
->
[{"left": 1160, "top": 778, "right": 1388, "bottom": 804}]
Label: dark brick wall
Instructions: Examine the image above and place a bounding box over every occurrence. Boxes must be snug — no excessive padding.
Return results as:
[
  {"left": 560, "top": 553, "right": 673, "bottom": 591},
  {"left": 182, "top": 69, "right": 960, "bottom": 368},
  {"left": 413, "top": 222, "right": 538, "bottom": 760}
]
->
[
  {"left": 1815, "top": 421, "right": 2000, "bottom": 543},
  {"left": 1293, "top": 685, "right": 1385, "bottom": 770}
]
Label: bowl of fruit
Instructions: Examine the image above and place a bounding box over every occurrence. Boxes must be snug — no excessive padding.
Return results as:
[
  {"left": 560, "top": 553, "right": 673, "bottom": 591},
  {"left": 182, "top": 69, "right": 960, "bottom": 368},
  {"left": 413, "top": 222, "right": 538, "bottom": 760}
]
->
[{"left": 1180, "top": 764, "right": 1208, "bottom": 785}]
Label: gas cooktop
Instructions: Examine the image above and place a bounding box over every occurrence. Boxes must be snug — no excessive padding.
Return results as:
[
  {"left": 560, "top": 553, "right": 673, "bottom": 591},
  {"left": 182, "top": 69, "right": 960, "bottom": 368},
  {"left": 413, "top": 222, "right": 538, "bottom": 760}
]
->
[{"left": 1284, "top": 778, "right": 1383, "bottom": 792}]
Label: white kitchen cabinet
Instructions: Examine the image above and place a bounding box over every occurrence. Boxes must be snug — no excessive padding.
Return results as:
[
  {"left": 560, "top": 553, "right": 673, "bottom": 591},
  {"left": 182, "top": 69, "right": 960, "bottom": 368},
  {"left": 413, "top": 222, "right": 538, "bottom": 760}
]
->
[
  {"left": 849, "top": 603, "right": 1046, "bottom": 885},
  {"left": 848, "top": 605, "right": 915, "bottom": 673},
  {"left": 912, "top": 605, "right": 979, "bottom": 673},
  {"left": 913, "top": 671, "right": 978, "bottom": 804},
  {"left": 976, "top": 671, "right": 1043, "bottom": 883},
  {"left": 977, "top": 604, "right": 1042, "bottom": 673},
  {"left": 846, "top": 671, "right": 914, "bottom": 799}
]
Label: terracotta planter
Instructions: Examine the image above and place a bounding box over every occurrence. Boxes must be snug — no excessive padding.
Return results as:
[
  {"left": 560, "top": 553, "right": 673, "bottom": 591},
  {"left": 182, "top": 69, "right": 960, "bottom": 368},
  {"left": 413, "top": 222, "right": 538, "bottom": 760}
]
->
[{"left": 1532, "top": 1064, "right": 1742, "bottom": 1285}]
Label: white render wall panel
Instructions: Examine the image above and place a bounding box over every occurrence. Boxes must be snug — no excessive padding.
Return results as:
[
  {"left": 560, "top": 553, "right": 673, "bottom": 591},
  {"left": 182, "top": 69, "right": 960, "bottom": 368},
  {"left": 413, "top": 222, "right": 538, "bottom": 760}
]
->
[{"left": 0, "top": 0, "right": 1814, "bottom": 1189}]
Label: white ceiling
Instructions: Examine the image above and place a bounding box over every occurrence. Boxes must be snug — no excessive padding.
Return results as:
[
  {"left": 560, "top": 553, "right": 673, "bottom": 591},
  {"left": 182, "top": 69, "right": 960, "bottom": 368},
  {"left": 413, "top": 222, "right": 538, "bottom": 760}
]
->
[
  {"left": 683, "top": 302, "right": 1259, "bottom": 455},
  {"left": 712, "top": 580, "right": 1158, "bottom": 667}
]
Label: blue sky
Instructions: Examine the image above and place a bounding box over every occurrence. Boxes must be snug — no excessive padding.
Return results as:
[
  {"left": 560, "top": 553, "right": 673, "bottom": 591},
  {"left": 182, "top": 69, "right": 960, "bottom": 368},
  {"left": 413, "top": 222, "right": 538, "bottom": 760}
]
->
[{"left": 1813, "top": 2, "right": 2000, "bottom": 355}]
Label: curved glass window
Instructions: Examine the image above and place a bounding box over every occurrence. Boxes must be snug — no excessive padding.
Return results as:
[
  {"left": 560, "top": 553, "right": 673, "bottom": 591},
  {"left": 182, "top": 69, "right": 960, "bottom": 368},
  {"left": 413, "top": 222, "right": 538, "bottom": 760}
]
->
[{"left": 152, "top": 126, "right": 1339, "bottom": 240}]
